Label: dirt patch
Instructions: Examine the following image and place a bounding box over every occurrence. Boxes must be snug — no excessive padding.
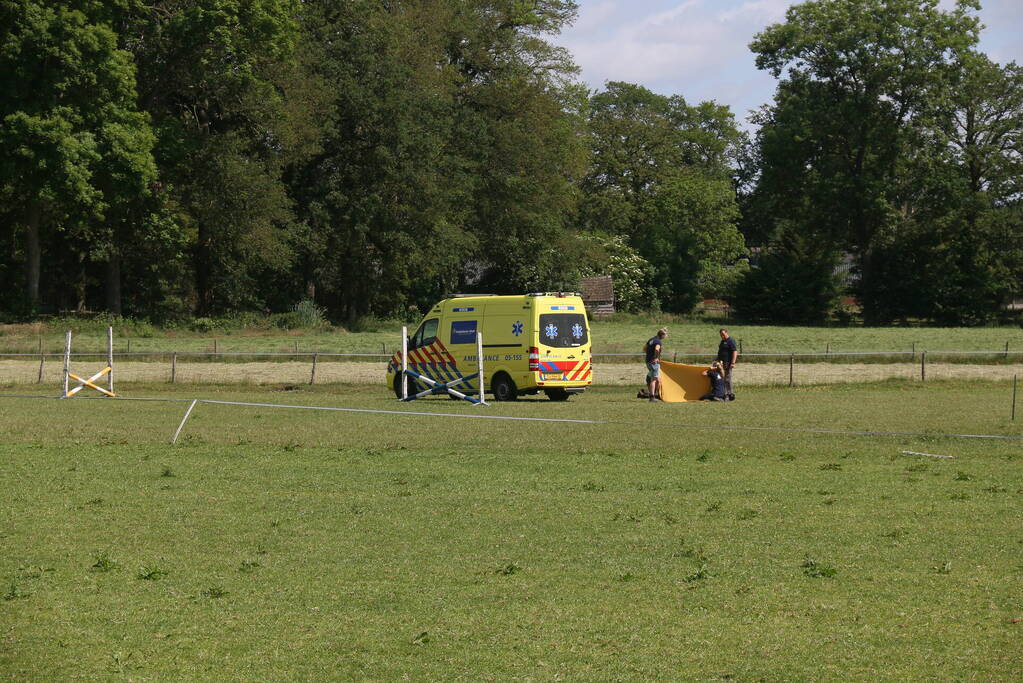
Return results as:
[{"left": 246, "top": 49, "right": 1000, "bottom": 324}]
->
[{"left": 3, "top": 360, "right": 1022, "bottom": 388}]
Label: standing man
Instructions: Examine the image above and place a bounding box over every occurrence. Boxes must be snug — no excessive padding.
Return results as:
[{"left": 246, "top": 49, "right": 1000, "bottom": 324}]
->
[
  {"left": 645, "top": 328, "right": 668, "bottom": 402},
  {"left": 717, "top": 328, "right": 738, "bottom": 399}
]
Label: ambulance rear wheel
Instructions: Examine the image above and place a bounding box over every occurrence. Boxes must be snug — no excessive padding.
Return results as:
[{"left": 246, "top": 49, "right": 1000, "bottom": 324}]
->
[
  {"left": 492, "top": 374, "right": 518, "bottom": 401},
  {"left": 545, "top": 388, "right": 571, "bottom": 401}
]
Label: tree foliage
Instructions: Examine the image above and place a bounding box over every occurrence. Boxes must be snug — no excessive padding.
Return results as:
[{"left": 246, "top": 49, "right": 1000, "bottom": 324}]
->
[
  {"left": 0, "top": 0, "right": 159, "bottom": 313},
  {"left": 3, "top": 0, "right": 1020, "bottom": 327},
  {"left": 744, "top": 0, "right": 1023, "bottom": 324},
  {"left": 580, "top": 82, "right": 746, "bottom": 313}
]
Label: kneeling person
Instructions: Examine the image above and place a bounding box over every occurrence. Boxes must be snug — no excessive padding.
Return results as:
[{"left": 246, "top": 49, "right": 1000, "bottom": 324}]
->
[{"left": 700, "top": 361, "right": 728, "bottom": 402}]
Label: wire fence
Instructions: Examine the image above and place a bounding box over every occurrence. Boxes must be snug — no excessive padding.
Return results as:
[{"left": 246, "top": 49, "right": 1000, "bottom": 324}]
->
[{"left": 2, "top": 349, "right": 1022, "bottom": 388}]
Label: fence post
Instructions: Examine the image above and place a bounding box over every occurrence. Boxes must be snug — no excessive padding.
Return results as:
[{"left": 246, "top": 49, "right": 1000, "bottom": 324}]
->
[
  {"left": 171, "top": 353, "right": 177, "bottom": 384},
  {"left": 789, "top": 354, "right": 794, "bottom": 387},
  {"left": 310, "top": 353, "right": 318, "bottom": 385},
  {"left": 1005, "top": 341, "right": 1010, "bottom": 359},
  {"left": 1012, "top": 375, "right": 1017, "bottom": 421},
  {"left": 214, "top": 338, "right": 218, "bottom": 354},
  {"left": 921, "top": 351, "right": 926, "bottom": 382},
  {"left": 62, "top": 331, "right": 71, "bottom": 397},
  {"left": 107, "top": 326, "right": 114, "bottom": 396},
  {"left": 911, "top": 342, "right": 916, "bottom": 361},
  {"left": 673, "top": 351, "right": 677, "bottom": 363},
  {"left": 37, "top": 337, "right": 44, "bottom": 384}
]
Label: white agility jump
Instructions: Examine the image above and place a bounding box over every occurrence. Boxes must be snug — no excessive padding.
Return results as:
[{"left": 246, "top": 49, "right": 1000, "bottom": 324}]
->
[
  {"left": 62, "top": 327, "right": 116, "bottom": 398},
  {"left": 398, "top": 326, "right": 487, "bottom": 406}
]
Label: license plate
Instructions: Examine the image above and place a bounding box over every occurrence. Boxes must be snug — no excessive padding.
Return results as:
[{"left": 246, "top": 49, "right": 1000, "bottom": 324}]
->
[{"left": 542, "top": 373, "right": 564, "bottom": 381}]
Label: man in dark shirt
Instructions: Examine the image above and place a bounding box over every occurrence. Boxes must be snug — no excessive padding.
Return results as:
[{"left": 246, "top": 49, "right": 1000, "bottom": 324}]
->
[
  {"left": 645, "top": 328, "right": 667, "bottom": 402},
  {"left": 716, "top": 328, "right": 738, "bottom": 399}
]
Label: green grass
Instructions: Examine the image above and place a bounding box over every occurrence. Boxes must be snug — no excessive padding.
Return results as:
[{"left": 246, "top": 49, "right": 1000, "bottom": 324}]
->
[
  {"left": 2, "top": 318, "right": 1023, "bottom": 356},
  {"left": 589, "top": 319, "right": 1023, "bottom": 355},
  {"left": 1, "top": 382, "right": 1021, "bottom": 679}
]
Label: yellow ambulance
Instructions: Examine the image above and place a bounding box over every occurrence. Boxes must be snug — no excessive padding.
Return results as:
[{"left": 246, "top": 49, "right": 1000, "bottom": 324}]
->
[{"left": 387, "top": 293, "right": 593, "bottom": 401}]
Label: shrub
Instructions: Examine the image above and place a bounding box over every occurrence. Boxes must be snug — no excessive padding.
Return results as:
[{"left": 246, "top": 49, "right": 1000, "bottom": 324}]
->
[{"left": 190, "top": 317, "right": 219, "bottom": 333}]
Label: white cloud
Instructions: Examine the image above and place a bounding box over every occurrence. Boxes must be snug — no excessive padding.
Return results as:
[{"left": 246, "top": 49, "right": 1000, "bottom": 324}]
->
[
  {"left": 559, "top": 0, "right": 789, "bottom": 96},
  {"left": 558, "top": 0, "right": 1023, "bottom": 124}
]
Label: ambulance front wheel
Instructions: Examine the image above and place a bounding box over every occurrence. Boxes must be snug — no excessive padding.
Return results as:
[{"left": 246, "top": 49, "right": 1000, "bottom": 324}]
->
[
  {"left": 544, "top": 388, "right": 571, "bottom": 401},
  {"left": 492, "top": 373, "right": 518, "bottom": 401},
  {"left": 392, "top": 374, "right": 406, "bottom": 399}
]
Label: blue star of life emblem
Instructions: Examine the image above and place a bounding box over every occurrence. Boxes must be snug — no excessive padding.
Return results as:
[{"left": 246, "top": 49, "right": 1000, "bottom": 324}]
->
[
  {"left": 512, "top": 321, "right": 523, "bottom": 336},
  {"left": 545, "top": 323, "right": 558, "bottom": 339},
  {"left": 571, "top": 323, "right": 583, "bottom": 338}
]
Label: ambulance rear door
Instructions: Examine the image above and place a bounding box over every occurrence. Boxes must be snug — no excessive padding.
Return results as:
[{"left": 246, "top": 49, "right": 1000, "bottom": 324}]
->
[{"left": 535, "top": 300, "right": 590, "bottom": 386}]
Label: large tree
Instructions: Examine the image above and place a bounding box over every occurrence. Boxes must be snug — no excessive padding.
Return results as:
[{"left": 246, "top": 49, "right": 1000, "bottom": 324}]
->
[
  {"left": 580, "top": 82, "right": 746, "bottom": 312},
  {"left": 290, "top": 0, "right": 585, "bottom": 322},
  {"left": 858, "top": 52, "right": 1023, "bottom": 323},
  {"left": 128, "top": 0, "right": 310, "bottom": 315},
  {"left": 747, "top": 0, "right": 985, "bottom": 322},
  {"left": 0, "top": 0, "right": 159, "bottom": 314}
]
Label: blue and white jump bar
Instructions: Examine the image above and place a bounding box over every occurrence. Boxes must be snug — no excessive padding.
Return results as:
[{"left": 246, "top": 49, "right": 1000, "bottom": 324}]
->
[{"left": 401, "top": 326, "right": 487, "bottom": 406}]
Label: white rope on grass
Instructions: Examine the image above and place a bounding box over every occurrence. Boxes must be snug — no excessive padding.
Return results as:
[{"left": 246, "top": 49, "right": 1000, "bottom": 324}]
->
[
  {"left": 901, "top": 450, "right": 955, "bottom": 459},
  {"left": 0, "top": 393, "right": 196, "bottom": 403},
  {"left": 192, "top": 398, "right": 1023, "bottom": 442},
  {"left": 197, "top": 399, "right": 606, "bottom": 424},
  {"left": 1, "top": 393, "right": 1020, "bottom": 443}
]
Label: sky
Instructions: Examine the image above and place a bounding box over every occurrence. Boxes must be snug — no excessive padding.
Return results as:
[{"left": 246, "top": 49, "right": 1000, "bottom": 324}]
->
[{"left": 555, "top": 0, "right": 1023, "bottom": 129}]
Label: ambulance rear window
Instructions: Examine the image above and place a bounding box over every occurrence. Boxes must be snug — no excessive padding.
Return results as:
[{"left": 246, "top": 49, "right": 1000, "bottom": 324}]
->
[{"left": 539, "top": 314, "right": 588, "bottom": 347}]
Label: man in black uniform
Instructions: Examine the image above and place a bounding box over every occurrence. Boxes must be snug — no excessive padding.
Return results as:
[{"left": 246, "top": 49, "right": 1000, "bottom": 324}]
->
[{"left": 716, "top": 328, "right": 738, "bottom": 399}]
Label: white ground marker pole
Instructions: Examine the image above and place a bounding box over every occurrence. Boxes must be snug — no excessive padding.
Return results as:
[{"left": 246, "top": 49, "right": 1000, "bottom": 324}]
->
[
  {"left": 401, "top": 326, "right": 408, "bottom": 401},
  {"left": 107, "top": 326, "right": 114, "bottom": 396},
  {"left": 62, "top": 330, "right": 71, "bottom": 398},
  {"left": 476, "top": 331, "right": 487, "bottom": 406},
  {"left": 171, "top": 399, "right": 199, "bottom": 444}
]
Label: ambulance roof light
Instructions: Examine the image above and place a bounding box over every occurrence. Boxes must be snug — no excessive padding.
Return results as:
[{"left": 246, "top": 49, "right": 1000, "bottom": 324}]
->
[{"left": 446, "top": 293, "right": 498, "bottom": 298}]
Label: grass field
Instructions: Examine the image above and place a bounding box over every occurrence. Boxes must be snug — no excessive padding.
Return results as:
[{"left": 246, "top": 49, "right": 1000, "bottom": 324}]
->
[
  {"left": 1, "top": 382, "right": 1021, "bottom": 680},
  {"left": 2, "top": 319, "right": 1023, "bottom": 356}
]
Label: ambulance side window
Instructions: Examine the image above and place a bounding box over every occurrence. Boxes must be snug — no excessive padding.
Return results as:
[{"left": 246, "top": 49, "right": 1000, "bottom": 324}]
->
[
  {"left": 449, "top": 320, "right": 478, "bottom": 345},
  {"left": 411, "top": 318, "right": 438, "bottom": 348}
]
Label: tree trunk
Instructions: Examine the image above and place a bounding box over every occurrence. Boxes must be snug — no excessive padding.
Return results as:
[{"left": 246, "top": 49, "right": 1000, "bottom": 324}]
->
[
  {"left": 25, "top": 204, "right": 41, "bottom": 310},
  {"left": 76, "top": 258, "right": 88, "bottom": 313},
  {"left": 195, "top": 222, "right": 213, "bottom": 316},
  {"left": 106, "top": 254, "right": 123, "bottom": 316}
]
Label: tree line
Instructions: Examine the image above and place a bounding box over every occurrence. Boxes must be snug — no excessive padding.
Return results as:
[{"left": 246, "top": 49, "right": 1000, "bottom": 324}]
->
[{"left": 1, "top": 0, "right": 1021, "bottom": 326}]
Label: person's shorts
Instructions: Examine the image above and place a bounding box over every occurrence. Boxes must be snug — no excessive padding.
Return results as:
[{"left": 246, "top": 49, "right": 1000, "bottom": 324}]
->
[{"left": 646, "top": 361, "right": 660, "bottom": 379}]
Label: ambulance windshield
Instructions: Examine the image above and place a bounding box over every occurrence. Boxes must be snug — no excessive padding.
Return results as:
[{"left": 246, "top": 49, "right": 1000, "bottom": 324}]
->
[{"left": 538, "top": 314, "right": 588, "bottom": 348}]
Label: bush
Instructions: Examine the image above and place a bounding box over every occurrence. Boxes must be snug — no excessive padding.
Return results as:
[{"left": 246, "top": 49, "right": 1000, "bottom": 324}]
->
[
  {"left": 272, "top": 300, "right": 330, "bottom": 331},
  {"left": 45, "top": 315, "right": 157, "bottom": 338},
  {"left": 190, "top": 317, "right": 219, "bottom": 333}
]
